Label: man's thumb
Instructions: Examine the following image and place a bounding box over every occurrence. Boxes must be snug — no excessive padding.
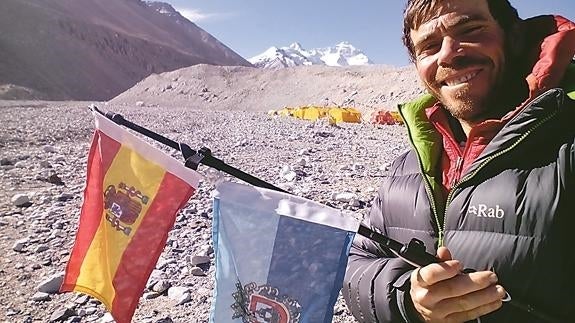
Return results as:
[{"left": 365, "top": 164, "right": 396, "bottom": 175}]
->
[{"left": 436, "top": 246, "right": 452, "bottom": 261}]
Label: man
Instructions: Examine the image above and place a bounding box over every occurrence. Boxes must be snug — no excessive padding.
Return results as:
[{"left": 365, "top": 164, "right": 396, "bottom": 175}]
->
[{"left": 343, "top": 0, "right": 575, "bottom": 322}]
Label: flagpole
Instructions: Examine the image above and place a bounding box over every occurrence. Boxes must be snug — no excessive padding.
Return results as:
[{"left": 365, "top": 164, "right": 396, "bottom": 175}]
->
[
  {"left": 87, "top": 107, "right": 558, "bottom": 323},
  {"left": 89, "top": 107, "right": 436, "bottom": 260},
  {"left": 90, "top": 106, "right": 293, "bottom": 193}
]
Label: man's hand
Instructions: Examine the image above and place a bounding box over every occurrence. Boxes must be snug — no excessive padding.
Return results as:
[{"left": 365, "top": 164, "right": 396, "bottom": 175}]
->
[{"left": 409, "top": 247, "right": 506, "bottom": 323}]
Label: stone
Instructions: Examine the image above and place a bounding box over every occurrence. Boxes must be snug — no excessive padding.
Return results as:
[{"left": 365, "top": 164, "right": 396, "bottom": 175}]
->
[
  {"left": 0, "top": 157, "right": 14, "bottom": 166},
  {"left": 190, "top": 267, "right": 206, "bottom": 276},
  {"left": 198, "top": 245, "right": 214, "bottom": 257},
  {"left": 56, "top": 193, "right": 74, "bottom": 202},
  {"left": 332, "top": 192, "right": 358, "bottom": 203},
  {"left": 156, "top": 257, "right": 176, "bottom": 270},
  {"left": 49, "top": 307, "right": 74, "bottom": 322},
  {"left": 85, "top": 307, "right": 97, "bottom": 315},
  {"left": 74, "top": 294, "right": 90, "bottom": 304},
  {"left": 280, "top": 169, "right": 297, "bottom": 182},
  {"left": 349, "top": 198, "right": 362, "bottom": 207},
  {"left": 37, "top": 271, "right": 65, "bottom": 294},
  {"left": 151, "top": 280, "right": 171, "bottom": 293},
  {"left": 11, "top": 194, "right": 31, "bottom": 207},
  {"left": 31, "top": 292, "right": 51, "bottom": 302},
  {"left": 175, "top": 293, "right": 191, "bottom": 305},
  {"left": 142, "top": 291, "right": 162, "bottom": 300},
  {"left": 190, "top": 255, "right": 210, "bottom": 266},
  {"left": 99, "top": 312, "right": 115, "bottom": 323},
  {"left": 43, "top": 145, "right": 57, "bottom": 153},
  {"left": 12, "top": 238, "right": 28, "bottom": 252},
  {"left": 167, "top": 286, "right": 189, "bottom": 300},
  {"left": 34, "top": 245, "right": 49, "bottom": 253},
  {"left": 6, "top": 308, "right": 19, "bottom": 316},
  {"left": 47, "top": 174, "right": 65, "bottom": 186}
]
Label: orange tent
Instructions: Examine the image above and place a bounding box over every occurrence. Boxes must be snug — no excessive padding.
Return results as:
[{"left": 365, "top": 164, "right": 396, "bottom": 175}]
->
[{"left": 371, "top": 110, "right": 403, "bottom": 125}]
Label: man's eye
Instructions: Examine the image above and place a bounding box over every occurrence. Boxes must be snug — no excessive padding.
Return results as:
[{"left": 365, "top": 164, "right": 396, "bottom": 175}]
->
[
  {"left": 419, "top": 43, "right": 440, "bottom": 55},
  {"left": 462, "top": 25, "right": 484, "bottom": 35}
]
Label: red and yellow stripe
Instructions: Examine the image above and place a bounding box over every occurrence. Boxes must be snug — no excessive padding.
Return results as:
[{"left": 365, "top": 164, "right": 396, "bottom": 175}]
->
[{"left": 61, "top": 126, "right": 197, "bottom": 323}]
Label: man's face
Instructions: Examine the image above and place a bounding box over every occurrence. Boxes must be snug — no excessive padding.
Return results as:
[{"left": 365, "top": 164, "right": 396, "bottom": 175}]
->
[{"left": 410, "top": 0, "right": 506, "bottom": 122}]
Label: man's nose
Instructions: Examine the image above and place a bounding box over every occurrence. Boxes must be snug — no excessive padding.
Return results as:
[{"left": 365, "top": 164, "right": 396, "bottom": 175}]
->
[{"left": 437, "top": 36, "right": 464, "bottom": 66}]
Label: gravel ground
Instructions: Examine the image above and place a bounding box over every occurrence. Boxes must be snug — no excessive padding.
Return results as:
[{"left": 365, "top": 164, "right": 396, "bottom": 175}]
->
[{"left": 0, "top": 101, "right": 410, "bottom": 323}]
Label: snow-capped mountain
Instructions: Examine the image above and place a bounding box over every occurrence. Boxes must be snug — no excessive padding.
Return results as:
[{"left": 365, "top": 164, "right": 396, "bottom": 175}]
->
[{"left": 249, "top": 42, "right": 374, "bottom": 69}]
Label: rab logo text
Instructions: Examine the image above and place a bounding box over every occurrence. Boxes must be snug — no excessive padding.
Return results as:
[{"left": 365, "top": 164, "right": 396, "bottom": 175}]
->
[{"left": 468, "top": 204, "right": 504, "bottom": 219}]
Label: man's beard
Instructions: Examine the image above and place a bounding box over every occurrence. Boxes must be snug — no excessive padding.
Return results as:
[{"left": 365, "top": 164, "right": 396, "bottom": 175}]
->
[{"left": 437, "top": 51, "right": 528, "bottom": 124}]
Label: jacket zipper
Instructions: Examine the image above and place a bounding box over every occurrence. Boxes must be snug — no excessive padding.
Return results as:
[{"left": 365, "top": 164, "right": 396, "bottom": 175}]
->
[
  {"left": 439, "top": 110, "right": 559, "bottom": 245},
  {"left": 449, "top": 156, "right": 464, "bottom": 189},
  {"left": 399, "top": 108, "right": 443, "bottom": 244}
]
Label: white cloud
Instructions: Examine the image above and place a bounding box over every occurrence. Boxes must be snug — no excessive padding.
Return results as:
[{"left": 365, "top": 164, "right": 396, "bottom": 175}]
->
[{"left": 177, "top": 8, "right": 218, "bottom": 23}]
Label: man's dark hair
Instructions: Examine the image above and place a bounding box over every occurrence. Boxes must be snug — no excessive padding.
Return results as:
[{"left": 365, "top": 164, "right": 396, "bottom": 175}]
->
[{"left": 402, "top": 0, "right": 521, "bottom": 62}]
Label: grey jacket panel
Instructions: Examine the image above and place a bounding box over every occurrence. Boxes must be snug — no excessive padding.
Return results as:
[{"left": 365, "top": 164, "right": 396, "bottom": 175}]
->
[{"left": 344, "top": 89, "right": 575, "bottom": 323}]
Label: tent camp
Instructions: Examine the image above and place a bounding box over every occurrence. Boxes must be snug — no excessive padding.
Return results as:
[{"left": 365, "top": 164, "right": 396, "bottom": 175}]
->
[
  {"left": 272, "top": 106, "right": 362, "bottom": 124},
  {"left": 370, "top": 110, "right": 403, "bottom": 125}
]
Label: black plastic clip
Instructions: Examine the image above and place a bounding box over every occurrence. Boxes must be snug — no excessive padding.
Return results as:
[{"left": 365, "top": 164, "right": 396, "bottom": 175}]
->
[
  {"left": 399, "top": 238, "right": 439, "bottom": 267},
  {"left": 184, "top": 146, "right": 212, "bottom": 170}
]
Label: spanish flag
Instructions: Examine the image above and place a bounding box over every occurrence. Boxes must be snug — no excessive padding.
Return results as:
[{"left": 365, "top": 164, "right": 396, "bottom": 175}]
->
[{"left": 60, "top": 111, "right": 201, "bottom": 323}]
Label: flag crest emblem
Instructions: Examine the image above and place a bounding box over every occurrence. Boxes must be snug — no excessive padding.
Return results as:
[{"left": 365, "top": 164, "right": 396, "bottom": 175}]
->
[
  {"left": 103, "top": 182, "right": 149, "bottom": 236},
  {"left": 231, "top": 281, "right": 302, "bottom": 323}
]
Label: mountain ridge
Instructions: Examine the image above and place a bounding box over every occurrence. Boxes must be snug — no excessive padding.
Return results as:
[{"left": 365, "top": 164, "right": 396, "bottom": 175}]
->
[
  {"left": 0, "top": 0, "right": 251, "bottom": 101},
  {"left": 249, "top": 42, "right": 374, "bottom": 69}
]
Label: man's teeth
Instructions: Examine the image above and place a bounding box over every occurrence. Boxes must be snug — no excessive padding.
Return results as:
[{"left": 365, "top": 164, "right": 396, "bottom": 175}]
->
[{"left": 445, "top": 71, "right": 478, "bottom": 86}]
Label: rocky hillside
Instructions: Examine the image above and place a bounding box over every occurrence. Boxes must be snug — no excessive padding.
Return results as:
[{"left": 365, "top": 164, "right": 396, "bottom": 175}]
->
[
  {"left": 0, "top": 0, "right": 251, "bottom": 101},
  {"left": 110, "top": 64, "right": 424, "bottom": 115}
]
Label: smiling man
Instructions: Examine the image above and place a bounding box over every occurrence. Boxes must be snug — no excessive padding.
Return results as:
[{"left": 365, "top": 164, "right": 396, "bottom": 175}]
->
[
  {"left": 411, "top": 0, "right": 508, "bottom": 131},
  {"left": 343, "top": 0, "right": 575, "bottom": 322}
]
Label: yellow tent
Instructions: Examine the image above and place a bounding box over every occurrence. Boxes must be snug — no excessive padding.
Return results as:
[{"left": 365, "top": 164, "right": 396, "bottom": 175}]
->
[
  {"left": 292, "top": 106, "right": 328, "bottom": 121},
  {"left": 389, "top": 111, "right": 403, "bottom": 124},
  {"left": 327, "top": 107, "right": 362, "bottom": 123},
  {"left": 275, "top": 105, "right": 362, "bottom": 124},
  {"left": 277, "top": 107, "right": 294, "bottom": 117}
]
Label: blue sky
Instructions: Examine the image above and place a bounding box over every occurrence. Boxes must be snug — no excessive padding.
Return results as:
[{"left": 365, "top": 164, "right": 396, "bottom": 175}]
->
[{"left": 165, "top": 0, "right": 575, "bottom": 66}]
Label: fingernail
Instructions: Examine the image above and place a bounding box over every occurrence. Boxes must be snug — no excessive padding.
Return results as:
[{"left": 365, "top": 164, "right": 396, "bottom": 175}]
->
[
  {"left": 496, "top": 285, "right": 506, "bottom": 297},
  {"left": 490, "top": 273, "right": 498, "bottom": 283}
]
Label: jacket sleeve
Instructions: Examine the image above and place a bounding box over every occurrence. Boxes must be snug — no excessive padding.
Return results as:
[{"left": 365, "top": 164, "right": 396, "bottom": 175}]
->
[{"left": 342, "top": 190, "right": 422, "bottom": 323}]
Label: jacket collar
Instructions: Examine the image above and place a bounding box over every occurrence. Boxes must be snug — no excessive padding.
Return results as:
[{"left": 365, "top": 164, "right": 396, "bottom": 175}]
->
[
  {"left": 523, "top": 15, "right": 575, "bottom": 102},
  {"left": 467, "top": 88, "right": 568, "bottom": 173}
]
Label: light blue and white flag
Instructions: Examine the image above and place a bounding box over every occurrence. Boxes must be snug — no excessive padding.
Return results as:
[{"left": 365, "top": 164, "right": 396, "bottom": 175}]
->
[{"left": 210, "top": 181, "right": 360, "bottom": 323}]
